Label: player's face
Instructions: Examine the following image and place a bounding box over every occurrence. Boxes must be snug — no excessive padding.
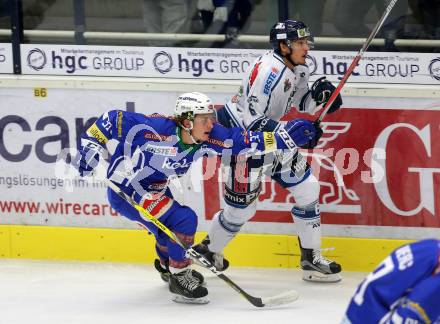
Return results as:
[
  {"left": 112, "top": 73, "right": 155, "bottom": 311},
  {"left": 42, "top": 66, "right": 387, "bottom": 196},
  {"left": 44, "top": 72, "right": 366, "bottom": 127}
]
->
[
  {"left": 192, "top": 113, "right": 216, "bottom": 142},
  {"left": 289, "top": 38, "right": 310, "bottom": 65}
]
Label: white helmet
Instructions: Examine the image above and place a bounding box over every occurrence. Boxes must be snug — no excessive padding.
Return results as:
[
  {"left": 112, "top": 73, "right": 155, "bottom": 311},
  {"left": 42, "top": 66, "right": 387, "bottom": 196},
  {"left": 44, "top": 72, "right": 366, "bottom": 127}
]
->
[{"left": 174, "top": 92, "right": 214, "bottom": 120}]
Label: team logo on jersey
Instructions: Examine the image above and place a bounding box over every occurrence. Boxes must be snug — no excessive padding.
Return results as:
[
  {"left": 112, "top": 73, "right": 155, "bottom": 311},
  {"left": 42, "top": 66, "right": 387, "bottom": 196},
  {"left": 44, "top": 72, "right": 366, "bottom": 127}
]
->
[
  {"left": 145, "top": 144, "right": 177, "bottom": 156},
  {"left": 284, "top": 78, "right": 291, "bottom": 92},
  {"left": 162, "top": 158, "right": 192, "bottom": 170}
]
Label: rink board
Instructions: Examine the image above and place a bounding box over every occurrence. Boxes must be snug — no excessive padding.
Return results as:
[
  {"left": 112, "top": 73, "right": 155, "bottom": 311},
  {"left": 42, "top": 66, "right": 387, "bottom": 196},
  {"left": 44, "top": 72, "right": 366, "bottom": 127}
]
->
[
  {"left": 0, "top": 78, "right": 438, "bottom": 272},
  {"left": 0, "top": 85, "right": 438, "bottom": 239},
  {"left": 0, "top": 224, "right": 412, "bottom": 272}
]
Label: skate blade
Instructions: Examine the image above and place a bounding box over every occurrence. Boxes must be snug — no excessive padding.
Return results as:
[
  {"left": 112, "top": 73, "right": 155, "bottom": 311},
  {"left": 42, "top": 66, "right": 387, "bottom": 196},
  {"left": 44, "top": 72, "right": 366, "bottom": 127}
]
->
[
  {"left": 171, "top": 294, "right": 210, "bottom": 304},
  {"left": 160, "top": 273, "right": 170, "bottom": 283},
  {"left": 302, "top": 270, "right": 342, "bottom": 283},
  {"left": 193, "top": 259, "right": 224, "bottom": 273}
]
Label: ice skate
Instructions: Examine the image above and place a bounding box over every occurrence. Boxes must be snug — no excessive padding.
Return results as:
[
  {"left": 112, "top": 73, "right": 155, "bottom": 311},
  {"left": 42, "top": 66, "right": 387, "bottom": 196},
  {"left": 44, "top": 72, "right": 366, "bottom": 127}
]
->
[
  {"left": 154, "top": 259, "right": 205, "bottom": 285},
  {"left": 169, "top": 269, "right": 209, "bottom": 304},
  {"left": 193, "top": 236, "right": 229, "bottom": 272},
  {"left": 300, "top": 244, "right": 342, "bottom": 283}
]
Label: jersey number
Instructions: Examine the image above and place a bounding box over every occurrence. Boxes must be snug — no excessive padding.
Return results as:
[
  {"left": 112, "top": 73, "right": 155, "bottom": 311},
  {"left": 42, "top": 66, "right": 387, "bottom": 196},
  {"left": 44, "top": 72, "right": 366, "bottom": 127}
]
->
[
  {"left": 101, "top": 113, "right": 112, "bottom": 131},
  {"left": 353, "top": 256, "right": 394, "bottom": 306}
]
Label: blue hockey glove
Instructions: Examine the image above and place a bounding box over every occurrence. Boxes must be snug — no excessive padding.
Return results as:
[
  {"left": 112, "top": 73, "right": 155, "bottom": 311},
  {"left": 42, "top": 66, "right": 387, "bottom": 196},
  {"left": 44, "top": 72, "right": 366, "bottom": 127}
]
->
[
  {"left": 73, "top": 138, "right": 105, "bottom": 177},
  {"left": 282, "top": 118, "right": 323, "bottom": 149},
  {"left": 311, "top": 77, "right": 342, "bottom": 113}
]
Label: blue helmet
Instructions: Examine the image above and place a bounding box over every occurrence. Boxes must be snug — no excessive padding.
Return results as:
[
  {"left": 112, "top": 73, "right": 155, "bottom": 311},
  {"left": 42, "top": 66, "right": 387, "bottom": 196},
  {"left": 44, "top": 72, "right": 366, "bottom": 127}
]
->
[{"left": 269, "top": 20, "right": 312, "bottom": 50}]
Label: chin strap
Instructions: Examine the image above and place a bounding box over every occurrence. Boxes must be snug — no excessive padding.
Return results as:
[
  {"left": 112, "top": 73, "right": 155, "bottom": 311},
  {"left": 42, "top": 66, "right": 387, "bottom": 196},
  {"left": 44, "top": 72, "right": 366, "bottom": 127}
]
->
[{"left": 179, "top": 121, "right": 200, "bottom": 144}]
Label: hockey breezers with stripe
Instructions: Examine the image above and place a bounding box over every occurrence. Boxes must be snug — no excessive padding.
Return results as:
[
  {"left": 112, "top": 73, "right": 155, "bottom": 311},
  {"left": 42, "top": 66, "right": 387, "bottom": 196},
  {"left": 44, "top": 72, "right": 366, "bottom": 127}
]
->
[{"left": 105, "top": 179, "right": 299, "bottom": 307}]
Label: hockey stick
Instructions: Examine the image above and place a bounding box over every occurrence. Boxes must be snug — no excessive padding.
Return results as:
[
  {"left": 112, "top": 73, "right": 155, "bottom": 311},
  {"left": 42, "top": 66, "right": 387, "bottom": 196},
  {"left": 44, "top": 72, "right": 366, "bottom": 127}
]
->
[
  {"left": 316, "top": 0, "right": 399, "bottom": 124},
  {"left": 104, "top": 178, "right": 299, "bottom": 307}
]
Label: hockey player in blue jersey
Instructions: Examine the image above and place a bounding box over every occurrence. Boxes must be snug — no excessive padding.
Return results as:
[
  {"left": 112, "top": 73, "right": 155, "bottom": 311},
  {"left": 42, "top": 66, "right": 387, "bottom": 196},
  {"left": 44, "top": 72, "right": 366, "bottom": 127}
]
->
[
  {"left": 343, "top": 239, "right": 440, "bottom": 324},
  {"left": 73, "top": 92, "right": 322, "bottom": 304}
]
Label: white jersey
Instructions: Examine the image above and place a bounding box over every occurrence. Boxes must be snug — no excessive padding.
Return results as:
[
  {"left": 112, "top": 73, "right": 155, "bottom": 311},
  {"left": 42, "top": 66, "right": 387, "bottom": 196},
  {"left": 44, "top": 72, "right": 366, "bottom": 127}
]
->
[{"left": 223, "top": 50, "right": 318, "bottom": 131}]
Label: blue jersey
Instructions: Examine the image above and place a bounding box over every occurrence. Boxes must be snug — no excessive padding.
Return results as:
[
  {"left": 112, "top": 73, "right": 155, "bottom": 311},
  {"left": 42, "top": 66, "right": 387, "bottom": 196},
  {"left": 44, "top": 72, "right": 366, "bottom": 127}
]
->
[
  {"left": 344, "top": 239, "right": 440, "bottom": 324},
  {"left": 83, "top": 110, "right": 279, "bottom": 198}
]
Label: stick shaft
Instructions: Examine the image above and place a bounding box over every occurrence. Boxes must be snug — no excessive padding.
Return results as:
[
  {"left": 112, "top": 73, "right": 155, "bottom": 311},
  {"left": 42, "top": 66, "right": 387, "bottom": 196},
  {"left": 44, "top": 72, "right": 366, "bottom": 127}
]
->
[
  {"left": 317, "top": 0, "right": 399, "bottom": 123},
  {"left": 104, "top": 179, "right": 297, "bottom": 307}
]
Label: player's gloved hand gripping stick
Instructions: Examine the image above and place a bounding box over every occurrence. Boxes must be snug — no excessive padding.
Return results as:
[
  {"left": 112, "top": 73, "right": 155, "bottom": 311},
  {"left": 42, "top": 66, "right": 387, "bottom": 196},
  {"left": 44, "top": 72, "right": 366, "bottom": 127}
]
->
[{"left": 105, "top": 178, "right": 299, "bottom": 308}]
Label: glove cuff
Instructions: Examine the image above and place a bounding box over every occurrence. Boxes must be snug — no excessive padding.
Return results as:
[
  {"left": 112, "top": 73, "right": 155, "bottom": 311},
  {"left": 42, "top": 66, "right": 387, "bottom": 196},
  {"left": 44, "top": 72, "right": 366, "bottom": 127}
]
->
[
  {"left": 275, "top": 128, "right": 299, "bottom": 151},
  {"left": 81, "top": 138, "right": 106, "bottom": 155}
]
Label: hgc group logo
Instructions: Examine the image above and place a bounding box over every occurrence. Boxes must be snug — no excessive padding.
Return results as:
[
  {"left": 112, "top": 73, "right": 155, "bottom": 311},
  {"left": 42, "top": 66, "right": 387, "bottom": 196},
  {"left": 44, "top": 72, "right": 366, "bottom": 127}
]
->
[
  {"left": 305, "top": 54, "right": 317, "bottom": 76},
  {"left": 153, "top": 51, "right": 173, "bottom": 74},
  {"left": 27, "top": 48, "right": 47, "bottom": 71},
  {"left": 428, "top": 58, "right": 440, "bottom": 81}
]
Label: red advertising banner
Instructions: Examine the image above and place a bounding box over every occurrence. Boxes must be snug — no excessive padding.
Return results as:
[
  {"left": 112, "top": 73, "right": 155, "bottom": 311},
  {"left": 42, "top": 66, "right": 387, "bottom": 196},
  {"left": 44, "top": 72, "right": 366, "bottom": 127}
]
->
[{"left": 204, "top": 108, "right": 440, "bottom": 228}]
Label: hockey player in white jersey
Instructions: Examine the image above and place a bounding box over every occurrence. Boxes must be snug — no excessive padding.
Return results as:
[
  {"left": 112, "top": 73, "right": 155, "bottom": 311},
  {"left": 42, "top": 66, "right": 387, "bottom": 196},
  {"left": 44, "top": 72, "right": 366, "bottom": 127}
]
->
[{"left": 194, "top": 19, "right": 343, "bottom": 282}]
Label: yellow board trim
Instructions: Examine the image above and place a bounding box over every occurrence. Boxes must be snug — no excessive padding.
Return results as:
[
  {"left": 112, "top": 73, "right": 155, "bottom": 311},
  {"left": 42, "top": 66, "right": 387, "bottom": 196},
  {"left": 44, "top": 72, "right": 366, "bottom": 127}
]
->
[{"left": 0, "top": 225, "right": 412, "bottom": 272}]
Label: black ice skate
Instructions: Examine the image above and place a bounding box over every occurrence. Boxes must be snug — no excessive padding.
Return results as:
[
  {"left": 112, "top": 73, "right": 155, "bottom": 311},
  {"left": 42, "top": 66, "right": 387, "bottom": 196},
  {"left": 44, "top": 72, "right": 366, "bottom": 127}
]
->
[
  {"left": 154, "top": 259, "right": 205, "bottom": 285},
  {"left": 299, "top": 240, "right": 342, "bottom": 283},
  {"left": 192, "top": 236, "right": 229, "bottom": 271},
  {"left": 169, "top": 269, "right": 209, "bottom": 304}
]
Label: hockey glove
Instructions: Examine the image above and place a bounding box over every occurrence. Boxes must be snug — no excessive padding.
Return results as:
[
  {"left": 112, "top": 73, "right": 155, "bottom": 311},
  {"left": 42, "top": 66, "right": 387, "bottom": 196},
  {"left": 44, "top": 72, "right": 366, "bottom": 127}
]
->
[
  {"left": 73, "top": 138, "right": 106, "bottom": 177},
  {"left": 302, "top": 121, "right": 323, "bottom": 149},
  {"left": 311, "top": 77, "right": 343, "bottom": 113},
  {"left": 282, "top": 118, "right": 323, "bottom": 149}
]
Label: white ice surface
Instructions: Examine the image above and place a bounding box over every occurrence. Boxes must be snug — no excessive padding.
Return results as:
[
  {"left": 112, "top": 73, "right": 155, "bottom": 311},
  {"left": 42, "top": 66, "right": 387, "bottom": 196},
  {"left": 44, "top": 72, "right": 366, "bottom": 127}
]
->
[{"left": 0, "top": 259, "right": 366, "bottom": 324}]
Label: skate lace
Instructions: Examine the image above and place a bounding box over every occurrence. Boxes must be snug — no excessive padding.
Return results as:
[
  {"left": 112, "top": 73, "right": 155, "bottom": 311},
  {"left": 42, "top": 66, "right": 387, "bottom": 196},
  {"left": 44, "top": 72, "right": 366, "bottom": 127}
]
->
[
  {"left": 177, "top": 269, "right": 200, "bottom": 291},
  {"left": 312, "top": 249, "right": 333, "bottom": 266}
]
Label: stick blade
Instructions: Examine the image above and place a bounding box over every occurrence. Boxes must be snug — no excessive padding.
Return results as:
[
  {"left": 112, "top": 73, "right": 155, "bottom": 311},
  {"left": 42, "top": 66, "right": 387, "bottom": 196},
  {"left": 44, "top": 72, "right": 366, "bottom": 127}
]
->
[{"left": 261, "top": 290, "right": 299, "bottom": 307}]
